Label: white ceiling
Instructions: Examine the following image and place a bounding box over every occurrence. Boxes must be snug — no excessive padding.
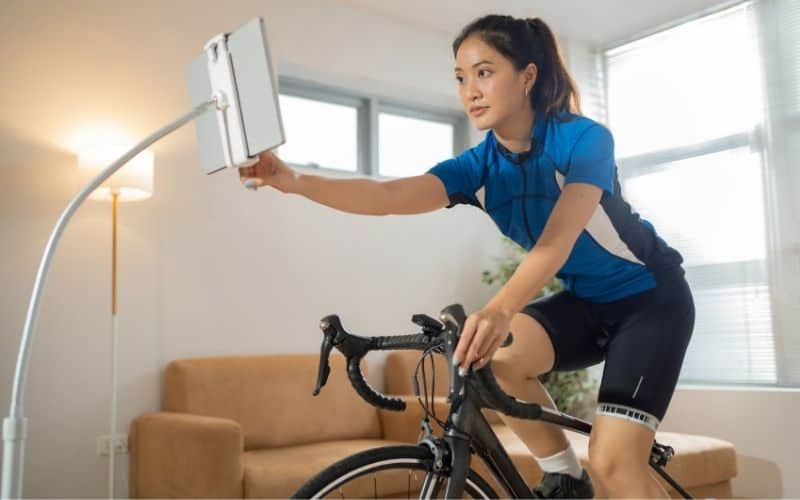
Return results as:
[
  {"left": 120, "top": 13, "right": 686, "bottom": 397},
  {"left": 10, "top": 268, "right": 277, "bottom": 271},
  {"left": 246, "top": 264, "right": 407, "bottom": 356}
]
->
[{"left": 334, "top": 0, "right": 737, "bottom": 48}]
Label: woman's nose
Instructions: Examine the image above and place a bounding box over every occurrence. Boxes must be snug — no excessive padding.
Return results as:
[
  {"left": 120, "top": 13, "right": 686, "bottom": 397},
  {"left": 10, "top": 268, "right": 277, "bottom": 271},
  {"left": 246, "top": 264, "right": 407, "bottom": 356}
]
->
[{"left": 464, "top": 84, "right": 481, "bottom": 103}]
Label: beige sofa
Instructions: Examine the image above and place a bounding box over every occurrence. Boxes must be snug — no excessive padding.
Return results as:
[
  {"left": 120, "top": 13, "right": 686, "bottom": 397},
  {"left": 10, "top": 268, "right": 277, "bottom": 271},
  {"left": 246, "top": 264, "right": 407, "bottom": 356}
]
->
[
  {"left": 385, "top": 350, "right": 739, "bottom": 499},
  {"left": 130, "top": 352, "right": 738, "bottom": 498},
  {"left": 129, "top": 354, "right": 429, "bottom": 498}
]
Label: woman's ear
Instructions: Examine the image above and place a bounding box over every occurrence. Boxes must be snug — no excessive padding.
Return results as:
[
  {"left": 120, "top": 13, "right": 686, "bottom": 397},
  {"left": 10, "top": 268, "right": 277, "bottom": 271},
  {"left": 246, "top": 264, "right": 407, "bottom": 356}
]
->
[{"left": 525, "top": 63, "right": 538, "bottom": 92}]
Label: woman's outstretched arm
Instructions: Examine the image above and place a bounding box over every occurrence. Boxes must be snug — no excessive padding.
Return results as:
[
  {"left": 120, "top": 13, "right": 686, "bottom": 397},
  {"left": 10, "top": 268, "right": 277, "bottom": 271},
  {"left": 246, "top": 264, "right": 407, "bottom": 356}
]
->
[{"left": 239, "top": 151, "right": 449, "bottom": 215}]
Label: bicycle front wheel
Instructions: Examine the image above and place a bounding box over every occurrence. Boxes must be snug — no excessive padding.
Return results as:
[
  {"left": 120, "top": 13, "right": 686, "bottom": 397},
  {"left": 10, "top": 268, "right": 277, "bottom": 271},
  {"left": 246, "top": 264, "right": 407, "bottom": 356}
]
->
[{"left": 292, "top": 445, "right": 499, "bottom": 499}]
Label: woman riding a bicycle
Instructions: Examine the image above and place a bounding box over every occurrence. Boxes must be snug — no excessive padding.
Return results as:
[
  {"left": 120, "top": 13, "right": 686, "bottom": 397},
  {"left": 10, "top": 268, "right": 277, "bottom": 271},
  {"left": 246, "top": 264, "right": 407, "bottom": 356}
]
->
[{"left": 240, "top": 14, "right": 695, "bottom": 499}]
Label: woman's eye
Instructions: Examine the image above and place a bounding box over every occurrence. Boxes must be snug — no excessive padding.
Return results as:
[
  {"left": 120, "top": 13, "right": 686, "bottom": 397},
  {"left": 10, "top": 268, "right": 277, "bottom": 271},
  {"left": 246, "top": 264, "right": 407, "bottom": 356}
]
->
[
  {"left": 478, "top": 69, "right": 491, "bottom": 78},
  {"left": 455, "top": 75, "right": 463, "bottom": 84}
]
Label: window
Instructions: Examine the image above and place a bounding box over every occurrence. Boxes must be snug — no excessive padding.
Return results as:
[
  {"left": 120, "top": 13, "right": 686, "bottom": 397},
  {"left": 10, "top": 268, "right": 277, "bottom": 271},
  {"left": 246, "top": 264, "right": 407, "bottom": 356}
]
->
[
  {"left": 276, "top": 77, "right": 466, "bottom": 177},
  {"left": 378, "top": 111, "right": 455, "bottom": 178},
  {"left": 604, "top": 0, "right": 800, "bottom": 386},
  {"left": 277, "top": 94, "right": 359, "bottom": 172}
]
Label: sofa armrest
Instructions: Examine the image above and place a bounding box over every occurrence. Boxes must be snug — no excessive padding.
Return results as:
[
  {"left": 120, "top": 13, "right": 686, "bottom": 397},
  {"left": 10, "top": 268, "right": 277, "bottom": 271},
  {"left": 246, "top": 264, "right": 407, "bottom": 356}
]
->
[
  {"left": 378, "top": 396, "right": 452, "bottom": 443},
  {"left": 130, "top": 412, "right": 244, "bottom": 498}
]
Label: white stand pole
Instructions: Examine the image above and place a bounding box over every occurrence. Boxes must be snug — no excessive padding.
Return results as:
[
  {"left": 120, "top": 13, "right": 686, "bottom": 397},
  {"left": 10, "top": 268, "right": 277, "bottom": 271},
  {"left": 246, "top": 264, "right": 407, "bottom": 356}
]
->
[{"left": 1, "top": 100, "right": 217, "bottom": 500}]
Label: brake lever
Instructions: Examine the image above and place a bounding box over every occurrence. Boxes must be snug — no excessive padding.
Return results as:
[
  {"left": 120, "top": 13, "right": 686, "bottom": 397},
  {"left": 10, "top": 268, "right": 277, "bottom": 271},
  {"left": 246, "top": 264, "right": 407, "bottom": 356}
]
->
[
  {"left": 312, "top": 317, "right": 338, "bottom": 396},
  {"left": 439, "top": 305, "right": 468, "bottom": 406}
]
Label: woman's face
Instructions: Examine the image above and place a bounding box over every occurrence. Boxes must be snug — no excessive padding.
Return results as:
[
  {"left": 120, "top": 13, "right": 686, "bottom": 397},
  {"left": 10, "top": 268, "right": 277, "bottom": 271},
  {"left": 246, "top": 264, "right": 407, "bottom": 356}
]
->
[{"left": 454, "top": 35, "right": 534, "bottom": 131}]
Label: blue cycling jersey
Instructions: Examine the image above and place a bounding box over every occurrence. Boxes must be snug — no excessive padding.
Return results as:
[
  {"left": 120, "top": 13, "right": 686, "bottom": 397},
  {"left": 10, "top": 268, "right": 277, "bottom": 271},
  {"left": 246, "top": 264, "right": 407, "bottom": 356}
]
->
[{"left": 426, "top": 109, "right": 684, "bottom": 303}]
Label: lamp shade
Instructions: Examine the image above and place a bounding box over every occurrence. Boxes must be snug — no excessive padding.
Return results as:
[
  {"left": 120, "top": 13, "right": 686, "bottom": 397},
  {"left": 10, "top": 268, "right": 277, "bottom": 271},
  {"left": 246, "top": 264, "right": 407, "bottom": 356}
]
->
[{"left": 78, "top": 147, "right": 154, "bottom": 202}]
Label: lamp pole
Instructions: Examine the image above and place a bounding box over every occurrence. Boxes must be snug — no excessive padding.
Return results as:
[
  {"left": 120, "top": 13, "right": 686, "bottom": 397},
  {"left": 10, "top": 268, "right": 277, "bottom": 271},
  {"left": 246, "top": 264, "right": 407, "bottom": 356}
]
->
[{"left": 108, "top": 191, "right": 119, "bottom": 500}]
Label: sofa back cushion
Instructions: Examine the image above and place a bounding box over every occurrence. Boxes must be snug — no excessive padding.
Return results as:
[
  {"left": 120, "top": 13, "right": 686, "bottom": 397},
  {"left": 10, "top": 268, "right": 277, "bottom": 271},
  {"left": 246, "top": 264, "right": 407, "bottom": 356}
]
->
[
  {"left": 163, "top": 354, "right": 382, "bottom": 449},
  {"left": 385, "top": 350, "right": 449, "bottom": 397}
]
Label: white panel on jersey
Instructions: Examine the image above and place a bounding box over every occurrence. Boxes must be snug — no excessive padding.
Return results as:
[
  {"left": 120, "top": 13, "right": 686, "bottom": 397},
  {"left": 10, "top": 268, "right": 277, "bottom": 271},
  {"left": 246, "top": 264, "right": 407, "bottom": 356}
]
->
[
  {"left": 554, "top": 171, "right": 644, "bottom": 265},
  {"left": 476, "top": 187, "right": 486, "bottom": 208}
]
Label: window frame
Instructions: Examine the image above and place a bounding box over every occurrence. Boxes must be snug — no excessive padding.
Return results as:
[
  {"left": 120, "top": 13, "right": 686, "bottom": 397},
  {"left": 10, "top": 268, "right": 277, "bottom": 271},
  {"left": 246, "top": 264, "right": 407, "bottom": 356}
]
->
[{"left": 277, "top": 75, "right": 469, "bottom": 178}]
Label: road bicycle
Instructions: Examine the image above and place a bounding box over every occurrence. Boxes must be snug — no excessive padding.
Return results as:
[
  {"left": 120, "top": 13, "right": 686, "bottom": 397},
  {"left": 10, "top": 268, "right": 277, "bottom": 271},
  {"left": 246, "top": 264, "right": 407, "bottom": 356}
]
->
[{"left": 292, "top": 304, "right": 691, "bottom": 499}]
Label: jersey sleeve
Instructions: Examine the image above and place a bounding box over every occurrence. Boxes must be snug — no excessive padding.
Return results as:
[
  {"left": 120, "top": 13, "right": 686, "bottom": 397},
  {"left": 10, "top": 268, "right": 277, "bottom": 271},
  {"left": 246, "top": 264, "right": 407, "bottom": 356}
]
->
[
  {"left": 425, "top": 143, "right": 486, "bottom": 209},
  {"left": 564, "top": 124, "right": 616, "bottom": 195}
]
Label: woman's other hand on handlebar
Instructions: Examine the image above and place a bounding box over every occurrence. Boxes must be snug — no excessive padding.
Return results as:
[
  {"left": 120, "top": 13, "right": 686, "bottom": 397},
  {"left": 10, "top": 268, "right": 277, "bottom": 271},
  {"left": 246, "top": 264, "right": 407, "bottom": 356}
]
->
[
  {"left": 239, "top": 150, "right": 297, "bottom": 193},
  {"left": 453, "top": 306, "right": 514, "bottom": 374}
]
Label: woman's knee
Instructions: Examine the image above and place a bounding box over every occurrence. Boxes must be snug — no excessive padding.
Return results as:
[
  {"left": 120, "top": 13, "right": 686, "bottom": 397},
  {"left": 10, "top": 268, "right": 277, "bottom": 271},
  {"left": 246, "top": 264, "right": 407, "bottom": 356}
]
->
[
  {"left": 491, "top": 313, "right": 556, "bottom": 381},
  {"left": 588, "top": 438, "right": 620, "bottom": 482},
  {"left": 588, "top": 422, "right": 653, "bottom": 485}
]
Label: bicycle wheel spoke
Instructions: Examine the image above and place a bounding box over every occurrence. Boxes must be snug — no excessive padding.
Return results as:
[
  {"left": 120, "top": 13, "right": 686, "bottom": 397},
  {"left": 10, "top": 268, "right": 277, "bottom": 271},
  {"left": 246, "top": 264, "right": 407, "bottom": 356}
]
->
[
  {"left": 418, "top": 472, "right": 439, "bottom": 499},
  {"left": 429, "top": 475, "right": 446, "bottom": 499},
  {"left": 294, "top": 446, "right": 499, "bottom": 499}
]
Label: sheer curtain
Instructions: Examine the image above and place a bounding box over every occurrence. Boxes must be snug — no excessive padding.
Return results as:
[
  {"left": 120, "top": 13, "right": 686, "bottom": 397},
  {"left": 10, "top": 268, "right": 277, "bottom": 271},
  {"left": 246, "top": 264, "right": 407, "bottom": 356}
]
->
[{"left": 602, "top": 0, "right": 800, "bottom": 386}]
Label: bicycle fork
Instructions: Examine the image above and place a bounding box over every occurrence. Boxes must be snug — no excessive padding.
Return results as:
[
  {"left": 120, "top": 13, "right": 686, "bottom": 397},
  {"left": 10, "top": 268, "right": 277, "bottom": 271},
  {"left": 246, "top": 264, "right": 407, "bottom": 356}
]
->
[
  {"left": 415, "top": 395, "right": 493, "bottom": 499},
  {"left": 416, "top": 434, "right": 470, "bottom": 499}
]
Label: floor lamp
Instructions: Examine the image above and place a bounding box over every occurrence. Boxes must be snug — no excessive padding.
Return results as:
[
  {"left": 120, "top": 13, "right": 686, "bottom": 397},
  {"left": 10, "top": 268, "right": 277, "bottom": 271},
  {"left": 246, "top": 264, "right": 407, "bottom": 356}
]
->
[{"left": 78, "top": 147, "right": 154, "bottom": 499}]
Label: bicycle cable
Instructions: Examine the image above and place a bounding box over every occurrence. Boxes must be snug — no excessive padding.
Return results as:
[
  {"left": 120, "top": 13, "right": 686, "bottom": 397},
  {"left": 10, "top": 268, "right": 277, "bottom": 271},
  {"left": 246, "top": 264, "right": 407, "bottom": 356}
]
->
[{"left": 413, "top": 344, "right": 447, "bottom": 431}]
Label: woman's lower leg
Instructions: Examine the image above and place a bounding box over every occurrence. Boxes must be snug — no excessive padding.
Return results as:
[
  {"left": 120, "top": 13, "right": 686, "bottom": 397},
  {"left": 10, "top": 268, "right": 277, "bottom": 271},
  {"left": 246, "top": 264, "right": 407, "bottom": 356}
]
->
[{"left": 495, "top": 375, "right": 571, "bottom": 458}]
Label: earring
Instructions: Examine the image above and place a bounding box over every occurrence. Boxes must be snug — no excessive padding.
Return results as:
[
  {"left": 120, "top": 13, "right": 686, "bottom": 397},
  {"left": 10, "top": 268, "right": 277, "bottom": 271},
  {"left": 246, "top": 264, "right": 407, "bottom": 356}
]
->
[{"left": 524, "top": 88, "right": 530, "bottom": 97}]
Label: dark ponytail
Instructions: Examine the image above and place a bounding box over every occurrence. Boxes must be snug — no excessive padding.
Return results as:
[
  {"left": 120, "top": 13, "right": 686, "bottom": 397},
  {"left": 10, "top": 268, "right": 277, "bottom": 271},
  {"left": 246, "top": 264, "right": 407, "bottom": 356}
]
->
[{"left": 453, "top": 15, "right": 581, "bottom": 120}]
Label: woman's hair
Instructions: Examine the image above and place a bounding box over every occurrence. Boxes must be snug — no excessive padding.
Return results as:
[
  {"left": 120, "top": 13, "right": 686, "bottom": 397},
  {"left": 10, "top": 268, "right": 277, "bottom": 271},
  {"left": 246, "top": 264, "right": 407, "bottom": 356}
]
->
[{"left": 453, "top": 15, "right": 581, "bottom": 119}]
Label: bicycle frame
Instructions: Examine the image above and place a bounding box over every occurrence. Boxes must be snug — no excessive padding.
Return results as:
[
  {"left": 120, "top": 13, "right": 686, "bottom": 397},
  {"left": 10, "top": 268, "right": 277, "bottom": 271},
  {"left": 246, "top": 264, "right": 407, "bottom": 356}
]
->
[
  {"left": 420, "top": 365, "right": 692, "bottom": 499},
  {"left": 438, "top": 390, "right": 532, "bottom": 498}
]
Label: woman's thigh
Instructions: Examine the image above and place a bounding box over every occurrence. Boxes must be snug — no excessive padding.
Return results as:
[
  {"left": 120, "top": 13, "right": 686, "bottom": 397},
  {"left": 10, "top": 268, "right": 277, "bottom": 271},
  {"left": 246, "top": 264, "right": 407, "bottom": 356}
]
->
[
  {"left": 594, "top": 273, "right": 696, "bottom": 431},
  {"left": 517, "top": 290, "right": 608, "bottom": 374}
]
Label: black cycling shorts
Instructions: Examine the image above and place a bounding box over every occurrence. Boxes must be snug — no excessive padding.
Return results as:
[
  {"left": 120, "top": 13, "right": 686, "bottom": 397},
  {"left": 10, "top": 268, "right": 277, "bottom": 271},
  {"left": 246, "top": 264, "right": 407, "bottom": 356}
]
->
[{"left": 521, "top": 269, "right": 695, "bottom": 432}]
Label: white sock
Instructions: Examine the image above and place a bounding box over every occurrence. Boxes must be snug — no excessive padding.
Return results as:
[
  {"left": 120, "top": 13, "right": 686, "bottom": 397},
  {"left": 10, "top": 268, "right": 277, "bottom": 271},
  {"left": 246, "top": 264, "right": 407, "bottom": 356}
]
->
[{"left": 534, "top": 442, "right": 584, "bottom": 480}]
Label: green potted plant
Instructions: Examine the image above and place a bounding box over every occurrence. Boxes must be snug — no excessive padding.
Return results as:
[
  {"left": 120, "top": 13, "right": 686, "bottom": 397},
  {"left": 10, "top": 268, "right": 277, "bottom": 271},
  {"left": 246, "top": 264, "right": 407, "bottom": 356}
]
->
[{"left": 481, "top": 237, "right": 599, "bottom": 419}]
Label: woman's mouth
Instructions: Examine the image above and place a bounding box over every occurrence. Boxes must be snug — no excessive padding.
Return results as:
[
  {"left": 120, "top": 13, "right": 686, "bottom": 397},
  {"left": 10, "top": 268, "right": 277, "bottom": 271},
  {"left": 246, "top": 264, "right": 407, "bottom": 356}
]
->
[{"left": 470, "top": 106, "right": 488, "bottom": 117}]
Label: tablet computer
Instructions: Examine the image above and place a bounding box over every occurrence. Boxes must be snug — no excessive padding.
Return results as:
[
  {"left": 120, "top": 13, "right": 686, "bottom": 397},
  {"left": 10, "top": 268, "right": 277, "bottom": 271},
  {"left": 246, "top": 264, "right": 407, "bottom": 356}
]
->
[{"left": 186, "top": 17, "right": 285, "bottom": 176}]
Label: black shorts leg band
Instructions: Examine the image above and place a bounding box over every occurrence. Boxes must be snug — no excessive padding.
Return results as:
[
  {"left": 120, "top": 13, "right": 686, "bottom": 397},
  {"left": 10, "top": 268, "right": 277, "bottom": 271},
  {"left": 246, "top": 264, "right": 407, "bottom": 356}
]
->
[{"left": 595, "top": 402, "right": 661, "bottom": 432}]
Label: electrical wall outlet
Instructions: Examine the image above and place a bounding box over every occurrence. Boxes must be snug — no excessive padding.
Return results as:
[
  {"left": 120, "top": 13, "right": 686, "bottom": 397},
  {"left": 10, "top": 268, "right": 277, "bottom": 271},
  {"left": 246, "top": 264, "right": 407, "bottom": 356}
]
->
[{"left": 96, "top": 434, "right": 129, "bottom": 456}]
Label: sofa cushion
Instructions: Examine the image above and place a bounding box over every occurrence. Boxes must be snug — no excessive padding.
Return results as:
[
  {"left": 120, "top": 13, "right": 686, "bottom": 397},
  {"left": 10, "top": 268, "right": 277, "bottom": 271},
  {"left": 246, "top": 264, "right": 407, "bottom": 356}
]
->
[
  {"left": 635, "top": 431, "right": 737, "bottom": 491},
  {"left": 490, "top": 425, "right": 737, "bottom": 496},
  {"left": 242, "top": 439, "right": 412, "bottom": 498},
  {"left": 163, "top": 354, "right": 382, "bottom": 450}
]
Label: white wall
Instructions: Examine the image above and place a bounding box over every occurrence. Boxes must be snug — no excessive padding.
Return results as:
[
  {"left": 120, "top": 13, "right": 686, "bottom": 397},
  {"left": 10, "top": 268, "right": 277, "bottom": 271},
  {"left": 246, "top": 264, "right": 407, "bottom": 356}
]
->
[{"left": 0, "top": 1, "right": 503, "bottom": 497}]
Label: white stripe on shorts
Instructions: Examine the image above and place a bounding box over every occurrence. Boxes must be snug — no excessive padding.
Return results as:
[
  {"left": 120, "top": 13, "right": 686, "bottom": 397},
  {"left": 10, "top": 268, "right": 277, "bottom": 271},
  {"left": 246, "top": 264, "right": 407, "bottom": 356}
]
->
[{"left": 596, "top": 403, "right": 660, "bottom": 432}]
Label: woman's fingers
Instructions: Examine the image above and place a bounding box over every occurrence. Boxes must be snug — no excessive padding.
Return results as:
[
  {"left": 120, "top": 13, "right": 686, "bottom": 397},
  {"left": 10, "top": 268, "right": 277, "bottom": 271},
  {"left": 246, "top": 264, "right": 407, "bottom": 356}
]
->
[
  {"left": 240, "top": 165, "right": 254, "bottom": 178},
  {"left": 465, "top": 320, "right": 492, "bottom": 370},
  {"left": 453, "top": 314, "right": 477, "bottom": 369},
  {"left": 454, "top": 308, "right": 514, "bottom": 373},
  {"left": 475, "top": 334, "right": 505, "bottom": 369}
]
